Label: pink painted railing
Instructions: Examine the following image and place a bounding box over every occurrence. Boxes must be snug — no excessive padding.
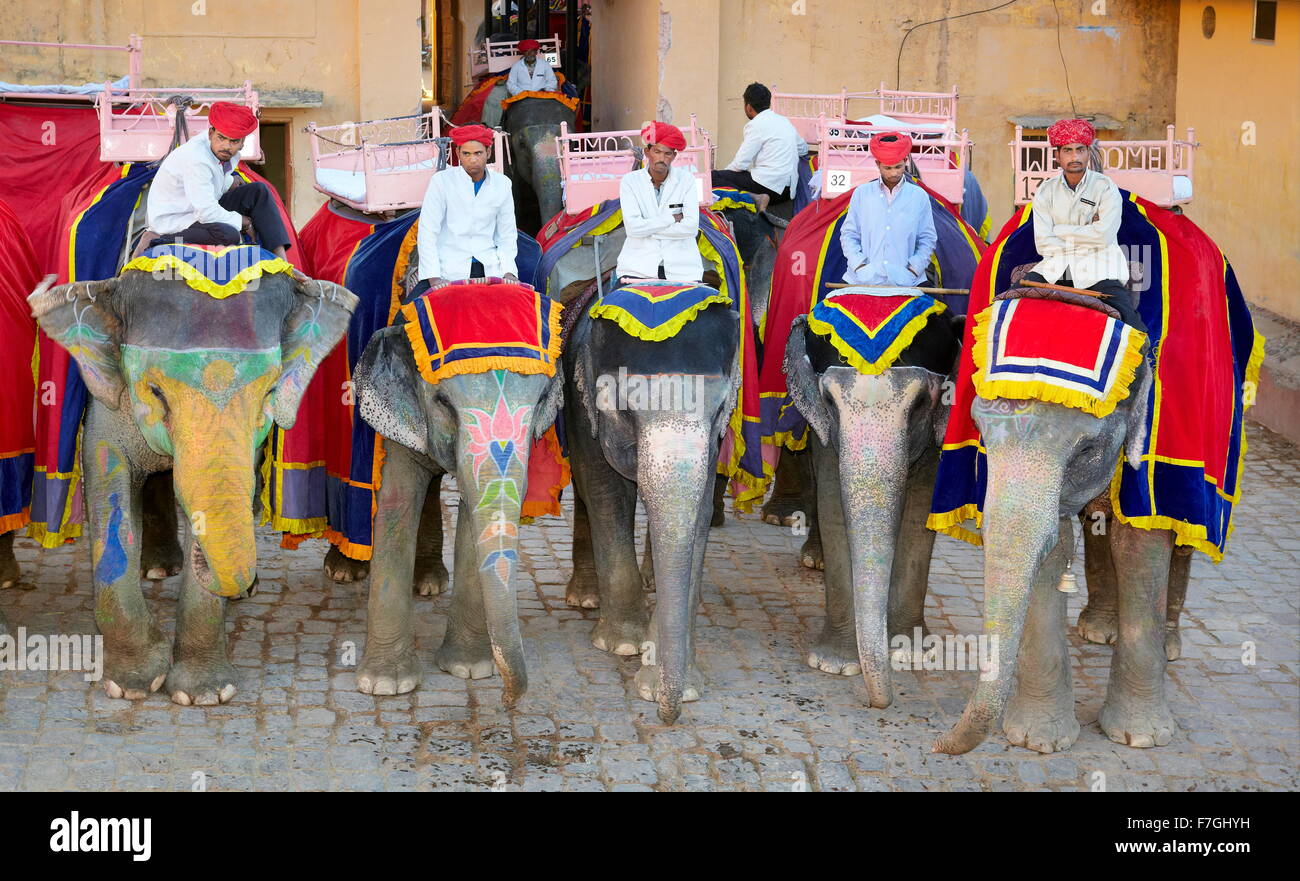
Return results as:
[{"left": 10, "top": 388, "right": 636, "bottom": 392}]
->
[
  {"left": 96, "top": 82, "right": 263, "bottom": 163},
  {"left": 1011, "top": 124, "right": 1198, "bottom": 207},
  {"left": 0, "top": 34, "right": 143, "bottom": 101},
  {"left": 555, "top": 114, "right": 715, "bottom": 216},
  {"left": 307, "top": 110, "right": 507, "bottom": 213},
  {"left": 772, "top": 83, "right": 960, "bottom": 145},
  {"left": 818, "top": 116, "right": 971, "bottom": 205},
  {"left": 469, "top": 34, "right": 563, "bottom": 78}
]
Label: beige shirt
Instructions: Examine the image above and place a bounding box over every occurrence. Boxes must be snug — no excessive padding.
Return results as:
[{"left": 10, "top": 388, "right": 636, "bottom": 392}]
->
[{"left": 1030, "top": 168, "right": 1129, "bottom": 290}]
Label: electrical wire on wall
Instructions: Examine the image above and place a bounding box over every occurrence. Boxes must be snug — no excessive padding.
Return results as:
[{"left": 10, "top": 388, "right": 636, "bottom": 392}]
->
[
  {"left": 1052, "top": 0, "right": 1079, "bottom": 117},
  {"left": 894, "top": 0, "right": 1020, "bottom": 89}
]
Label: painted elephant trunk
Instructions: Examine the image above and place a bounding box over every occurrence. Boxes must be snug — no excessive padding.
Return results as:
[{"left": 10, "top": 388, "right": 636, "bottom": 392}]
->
[
  {"left": 932, "top": 444, "right": 1066, "bottom": 755},
  {"left": 171, "top": 426, "right": 258, "bottom": 598},
  {"left": 839, "top": 434, "right": 909, "bottom": 709},
  {"left": 638, "top": 420, "right": 713, "bottom": 725}
]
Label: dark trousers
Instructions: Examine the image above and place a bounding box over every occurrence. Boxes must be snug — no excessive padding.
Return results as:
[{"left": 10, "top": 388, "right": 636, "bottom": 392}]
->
[
  {"left": 408, "top": 259, "right": 486, "bottom": 300},
  {"left": 1023, "top": 271, "right": 1148, "bottom": 335},
  {"left": 152, "top": 181, "right": 291, "bottom": 252},
  {"left": 710, "top": 169, "right": 790, "bottom": 204}
]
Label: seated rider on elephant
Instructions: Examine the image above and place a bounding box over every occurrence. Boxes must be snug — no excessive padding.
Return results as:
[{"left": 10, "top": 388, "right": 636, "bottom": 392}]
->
[
  {"left": 415, "top": 124, "right": 520, "bottom": 295},
  {"left": 1022, "top": 117, "right": 1147, "bottom": 333},
  {"left": 840, "top": 133, "right": 938, "bottom": 288},
  {"left": 145, "top": 102, "right": 291, "bottom": 260},
  {"left": 711, "top": 82, "right": 808, "bottom": 212},
  {"left": 616, "top": 122, "right": 703, "bottom": 285},
  {"left": 505, "top": 38, "right": 558, "bottom": 97}
]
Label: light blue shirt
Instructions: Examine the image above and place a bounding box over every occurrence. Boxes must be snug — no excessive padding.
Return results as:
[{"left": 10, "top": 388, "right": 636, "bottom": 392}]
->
[{"left": 839, "top": 177, "right": 938, "bottom": 286}]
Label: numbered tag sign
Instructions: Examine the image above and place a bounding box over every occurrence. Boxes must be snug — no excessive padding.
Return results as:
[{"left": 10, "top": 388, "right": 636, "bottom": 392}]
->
[
  {"left": 544, "top": 51, "right": 560, "bottom": 66},
  {"left": 826, "top": 126, "right": 841, "bottom": 139},
  {"left": 825, "top": 169, "right": 851, "bottom": 195}
]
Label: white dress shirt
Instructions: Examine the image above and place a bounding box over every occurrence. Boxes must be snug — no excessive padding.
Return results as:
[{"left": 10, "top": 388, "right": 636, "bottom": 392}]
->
[
  {"left": 417, "top": 166, "right": 518, "bottom": 281},
  {"left": 146, "top": 133, "right": 242, "bottom": 235},
  {"left": 616, "top": 166, "right": 703, "bottom": 282},
  {"left": 724, "top": 108, "right": 808, "bottom": 196},
  {"left": 1030, "top": 168, "right": 1129, "bottom": 290},
  {"left": 506, "top": 56, "right": 558, "bottom": 96}
]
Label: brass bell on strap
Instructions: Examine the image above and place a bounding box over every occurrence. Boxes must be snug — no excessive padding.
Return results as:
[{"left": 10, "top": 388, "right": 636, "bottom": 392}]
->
[{"left": 1057, "top": 564, "right": 1079, "bottom": 594}]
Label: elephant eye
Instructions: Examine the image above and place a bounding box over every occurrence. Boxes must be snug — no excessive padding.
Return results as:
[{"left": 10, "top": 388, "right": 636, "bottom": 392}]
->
[{"left": 148, "top": 383, "right": 166, "bottom": 403}]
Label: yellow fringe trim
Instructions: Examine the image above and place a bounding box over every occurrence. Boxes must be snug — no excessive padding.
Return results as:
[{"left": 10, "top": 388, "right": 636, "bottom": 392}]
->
[
  {"left": 500, "top": 90, "right": 580, "bottom": 113},
  {"left": 970, "top": 302, "right": 1147, "bottom": 419},
  {"left": 1244, "top": 330, "right": 1266, "bottom": 411},
  {"left": 588, "top": 289, "right": 732, "bottom": 342},
  {"left": 123, "top": 252, "right": 294, "bottom": 299},
  {"left": 806, "top": 298, "right": 945, "bottom": 376},
  {"left": 711, "top": 195, "right": 757, "bottom": 214},
  {"left": 400, "top": 294, "right": 562, "bottom": 386},
  {"left": 26, "top": 518, "right": 81, "bottom": 548},
  {"left": 925, "top": 503, "right": 984, "bottom": 546}
]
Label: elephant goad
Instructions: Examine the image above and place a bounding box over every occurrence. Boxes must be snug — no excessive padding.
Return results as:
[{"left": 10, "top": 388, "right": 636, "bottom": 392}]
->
[
  {"left": 353, "top": 282, "right": 566, "bottom": 705},
  {"left": 28, "top": 249, "right": 357, "bottom": 705}
]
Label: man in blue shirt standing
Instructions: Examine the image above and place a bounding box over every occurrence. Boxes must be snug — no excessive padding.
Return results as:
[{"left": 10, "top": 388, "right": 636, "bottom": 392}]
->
[{"left": 839, "top": 133, "right": 936, "bottom": 287}]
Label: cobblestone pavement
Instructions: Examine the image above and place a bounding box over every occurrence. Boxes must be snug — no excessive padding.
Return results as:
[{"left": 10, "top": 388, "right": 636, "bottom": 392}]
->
[{"left": 2, "top": 423, "right": 1297, "bottom": 792}]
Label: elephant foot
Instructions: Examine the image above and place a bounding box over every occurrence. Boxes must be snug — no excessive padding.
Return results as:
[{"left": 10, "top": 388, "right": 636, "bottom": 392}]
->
[
  {"left": 565, "top": 568, "right": 601, "bottom": 609},
  {"left": 799, "top": 532, "right": 824, "bottom": 571},
  {"left": 1165, "top": 624, "right": 1182, "bottom": 662},
  {"left": 1076, "top": 604, "right": 1118, "bottom": 645},
  {"left": 140, "top": 536, "right": 183, "bottom": 581},
  {"left": 436, "top": 632, "right": 496, "bottom": 680},
  {"left": 1003, "top": 695, "right": 1080, "bottom": 754},
  {"left": 357, "top": 646, "right": 421, "bottom": 695},
  {"left": 806, "top": 626, "right": 861, "bottom": 676},
  {"left": 101, "top": 636, "right": 172, "bottom": 701},
  {"left": 166, "top": 656, "right": 238, "bottom": 706},
  {"left": 634, "top": 661, "right": 701, "bottom": 704},
  {"left": 413, "top": 556, "right": 449, "bottom": 597},
  {"left": 0, "top": 538, "right": 20, "bottom": 590},
  {"left": 1098, "top": 696, "right": 1176, "bottom": 749},
  {"left": 591, "top": 615, "right": 647, "bottom": 656},
  {"left": 760, "top": 494, "right": 803, "bottom": 527},
  {"left": 324, "top": 545, "right": 369, "bottom": 583}
]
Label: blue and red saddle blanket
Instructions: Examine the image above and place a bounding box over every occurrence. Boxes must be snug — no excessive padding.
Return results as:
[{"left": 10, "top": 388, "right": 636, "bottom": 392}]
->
[
  {"left": 589, "top": 281, "right": 732, "bottom": 342},
  {"left": 806, "top": 290, "right": 947, "bottom": 375},
  {"left": 124, "top": 243, "right": 293, "bottom": 298}
]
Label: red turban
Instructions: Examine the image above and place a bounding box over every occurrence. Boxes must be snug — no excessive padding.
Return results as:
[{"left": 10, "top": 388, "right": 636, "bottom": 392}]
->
[
  {"left": 518, "top": 38, "right": 541, "bottom": 52},
  {"left": 869, "top": 132, "right": 912, "bottom": 165},
  {"left": 640, "top": 121, "right": 686, "bottom": 152},
  {"left": 451, "top": 124, "right": 495, "bottom": 148},
  {"left": 208, "top": 102, "right": 258, "bottom": 139},
  {"left": 1048, "top": 118, "right": 1096, "bottom": 147}
]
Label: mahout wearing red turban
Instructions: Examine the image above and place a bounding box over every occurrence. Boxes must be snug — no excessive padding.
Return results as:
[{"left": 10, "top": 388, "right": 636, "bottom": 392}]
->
[
  {"left": 640, "top": 121, "right": 687, "bottom": 152},
  {"left": 208, "top": 102, "right": 258, "bottom": 139},
  {"left": 518, "top": 38, "right": 541, "bottom": 52},
  {"left": 451, "top": 124, "right": 495, "bottom": 148},
  {"left": 869, "top": 132, "right": 912, "bottom": 165},
  {"left": 1047, "top": 118, "right": 1096, "bottom": 147}
]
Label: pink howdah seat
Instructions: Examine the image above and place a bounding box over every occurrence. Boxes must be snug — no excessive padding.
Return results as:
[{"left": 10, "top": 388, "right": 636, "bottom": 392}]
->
[
  {"left": 1011, "top": 124, "right": 1199, "bottom": 208},
  {"left": 772, "top": 84, "right": 960, "bottom": 146},
  {"left": 555, "top": 115, "right": 716, "bottom": 216},
  {"left": 97, "top": 82, "right": 264, "bottom": 163},
  {"left": 0, "top": 34, "right": 143, "bottom": 103},
  {"left": 308, "top": 110, "right": 508, "bottom": 214},
  {"left": 817, "top": 115, "right": 972, "bottom": 205},
  {"left": 469, "top": 34, "right": 563, "bottom": 78}
]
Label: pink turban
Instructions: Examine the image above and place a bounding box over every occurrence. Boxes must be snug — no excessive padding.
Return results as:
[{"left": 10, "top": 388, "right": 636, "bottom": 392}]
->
[
  {"left": 869, "top": 132, "right": 912, "bottom": 165},
  {"left": 1048, "top": 118, "right": 1096, "bottom": 147},
  {"left": 640, "top": 121, "right": 686, "bottom": 152},
  {"left": 208, "top": 102, "right": 258, "bottom": 139}
]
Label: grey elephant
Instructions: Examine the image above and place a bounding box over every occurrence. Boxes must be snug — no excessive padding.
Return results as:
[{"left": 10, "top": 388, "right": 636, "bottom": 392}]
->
[
  {"left": 349, "top": 302, "right": 565, "bottom": 703},
  {"left": 27, "top": 266, "right": 356, "bottom": 705},
  {"left": 784, "top": 307, "right": 963, "bottom": 704},
  {"left": 505, "top": 95, "right": 576, "bottom": 229}
]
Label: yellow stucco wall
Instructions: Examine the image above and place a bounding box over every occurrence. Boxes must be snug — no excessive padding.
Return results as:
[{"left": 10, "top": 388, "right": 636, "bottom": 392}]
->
[
  {"left": 590, "top": 0, "right": 1182, "bottom": 228},
  {"left": 1, "top": 0, "right": 422, "bottom": 223},
  {"left": 1175, "top": 0, "right": 1299, "bottom": 322}
]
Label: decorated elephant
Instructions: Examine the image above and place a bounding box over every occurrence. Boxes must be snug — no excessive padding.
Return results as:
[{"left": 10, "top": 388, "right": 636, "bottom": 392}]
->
[
  {"left": 504, "top": 95, "right": 577, "bottom": 231},
  {"left": 349, "top": 281, "right": 566, "bottom": 701},
  {"left": 28, "top": 247, "right": 357, "bottom": 704},
  {"left": 929, "top": 197, "right": 1263, "bottom": 754}
]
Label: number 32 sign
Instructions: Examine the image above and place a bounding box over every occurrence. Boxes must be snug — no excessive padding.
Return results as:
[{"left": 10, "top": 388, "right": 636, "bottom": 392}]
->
[{"left": 825, "top": 170, "right": 851, "bottom": 195}]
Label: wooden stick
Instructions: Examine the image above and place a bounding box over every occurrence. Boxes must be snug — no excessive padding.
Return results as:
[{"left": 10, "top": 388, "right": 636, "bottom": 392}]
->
[
  {"left": 825, "top": 283, "right": 971, "bottom": 294},
  {"left": 1020, "top": 279, "right": 1111, "bottom": 299}
]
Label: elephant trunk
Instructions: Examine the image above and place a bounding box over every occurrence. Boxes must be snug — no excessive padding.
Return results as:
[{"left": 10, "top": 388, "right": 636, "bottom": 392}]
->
[
  {"left": 532, "top": 139, "right": 563, "bottom": 225},
  {"left": 932, "top": 441, "right": 1066, "bottom": 755},
  {"left": 171, "top": 423, "right": 258, "bottom": 598},
  {"left": 838, "top": 431, "right": 909, "bottom": 709},
  {"left": 638, "top": 419, "right": 713, "bottom": 725}
]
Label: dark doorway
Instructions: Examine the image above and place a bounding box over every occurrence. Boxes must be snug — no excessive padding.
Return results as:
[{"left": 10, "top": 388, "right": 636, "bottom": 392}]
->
[{"left": 255, "top": 121, "right": 291, "bottom": 207}]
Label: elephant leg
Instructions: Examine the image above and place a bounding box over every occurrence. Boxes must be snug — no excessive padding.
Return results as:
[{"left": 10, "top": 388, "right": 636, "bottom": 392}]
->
[
  {"left": 139, "top": 470, "right": 183, "bottom": 580},
  {"left": 1003, "top": 517, "right": 1080, "bottom": 753},
  {"left": 166, "top": 531, "right": 238, "bottom": 705},
  {"left": 435, "top": 497, "right": 497, "bottom": 679},
  {"left": 1, "top": 529, "right": 20, "bottom": 591},
  {"left": 1076, "top": 500, "right": 1119, "bottom": 645},
  {"left": 324, "top": 544, "right": 370, "bottom": 584},
  {"left": 358, "top": 443, "right": 428, "bottom": 694},
  {"left": 1165, "top": 545, "right": 1191, "bottom": 661},
  {"left": 1098, "top": 520, "right": 1176, "bottom": 748},
  {"left": 640, "top": 530, "right": 655, "bottom": 592},
  {"left": 413, "top": 471, "right": 449, "bottom": 597},
  {"left": 805, "top": 436, "right": 859, "bottom": 676},
  {"left": 887, "top": 446, "right": 938, "bottom": 638},
  {"left": 83, "top": 426, "right": 170, "bottom": 701},
  {"left": 761, "top": 448, "right": 803, "bottom": 526},
  {"left": 565, "top": 492, "right": 601, "bottom": 608},
  {"left": 711, "top": 473, "right": 727, "bottom": 527},
  {"left": 572, "top": 453, "right": 646, "bottom": 656},
  {"left": 797, "top": 448, "right": 823, "bottom": 571}
]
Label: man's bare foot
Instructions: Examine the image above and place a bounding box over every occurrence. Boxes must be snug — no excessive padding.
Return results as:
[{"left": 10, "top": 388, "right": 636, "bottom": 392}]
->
[{"left": 753, "top": 193, "right": 771, "bottom": 213}]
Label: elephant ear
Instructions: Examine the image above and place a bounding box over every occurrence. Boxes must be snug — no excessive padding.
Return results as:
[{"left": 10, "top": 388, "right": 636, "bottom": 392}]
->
[
  {"left": 27, "top": 277, "right": 125, "bottom": 408},
  {"left": 1123, "top": 357, "right": 1155, "bottom": 469},
  {"left": 783, "top": 315, "right": 833, "bottom": 446},
  {"left": 533, "top": 361, "right": 566, "bottom": 440},
  {"left": 274, "top": 276, "right": 359, "bottom": 429},
  {"left": 355, "top": 325, "right": 430, "bottom": 456}
]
